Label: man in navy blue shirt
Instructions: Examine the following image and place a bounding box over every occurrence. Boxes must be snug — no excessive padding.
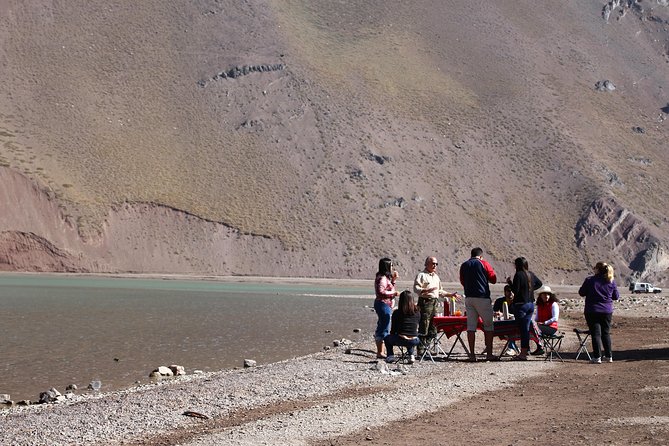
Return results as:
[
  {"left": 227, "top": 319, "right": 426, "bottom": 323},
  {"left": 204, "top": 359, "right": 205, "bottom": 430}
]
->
[{"left": 460, "top": 247, "right": 498, "bottom": 361}]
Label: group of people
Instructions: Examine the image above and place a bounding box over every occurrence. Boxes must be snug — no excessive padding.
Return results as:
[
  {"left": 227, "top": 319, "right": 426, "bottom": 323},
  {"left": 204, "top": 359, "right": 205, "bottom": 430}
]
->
[{"left": 374, "top": 248, "right": 620, "bottom": 364}]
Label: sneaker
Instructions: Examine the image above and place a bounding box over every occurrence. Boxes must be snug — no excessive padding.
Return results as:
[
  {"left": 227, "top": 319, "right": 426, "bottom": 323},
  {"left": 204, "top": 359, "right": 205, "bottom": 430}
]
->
[
  {"left": 408, "top": 354, "right": 416, "bottom": 364},
  {"left": 530, "top": 348, "right": 545, "bottom": 356},
  {"left": 590, "top": 357, "right": 602, "bottom": 364},
  {"left": 385, "top": 355, "right": 396, "bottom": 363},
  {"left": 603, "top": 356, "right": 613, "bottom": 363}
]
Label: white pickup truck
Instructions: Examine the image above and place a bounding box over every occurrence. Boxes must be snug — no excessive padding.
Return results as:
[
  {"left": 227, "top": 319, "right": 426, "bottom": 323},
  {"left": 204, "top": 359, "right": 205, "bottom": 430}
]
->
[{"left": 629, "top": 282, "right": 663, "bottom": 294}]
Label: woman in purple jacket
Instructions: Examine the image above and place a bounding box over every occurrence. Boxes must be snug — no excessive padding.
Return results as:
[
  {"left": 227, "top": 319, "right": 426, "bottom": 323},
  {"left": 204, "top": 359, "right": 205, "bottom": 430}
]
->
[{"left": 578, "top": 262, "right": 620, "bottom": 364}]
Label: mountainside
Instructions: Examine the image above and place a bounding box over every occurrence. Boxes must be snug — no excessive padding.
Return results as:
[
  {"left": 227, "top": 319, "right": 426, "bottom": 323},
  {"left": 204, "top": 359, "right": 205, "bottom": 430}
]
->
[{"left": 0, "top": 0, "right": 668, "bottom": 284}]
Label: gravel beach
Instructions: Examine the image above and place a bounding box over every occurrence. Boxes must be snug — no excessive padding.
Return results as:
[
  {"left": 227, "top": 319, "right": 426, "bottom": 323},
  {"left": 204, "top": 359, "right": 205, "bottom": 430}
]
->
[{"left": 2, "top": 288, "right": 667, "bottom": 445}]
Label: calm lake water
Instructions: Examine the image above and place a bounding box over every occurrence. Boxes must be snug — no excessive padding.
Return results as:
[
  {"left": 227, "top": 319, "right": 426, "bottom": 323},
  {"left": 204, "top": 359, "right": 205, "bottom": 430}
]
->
[{"left": 0, "top": 275, "right": 377, "bottom": 403}]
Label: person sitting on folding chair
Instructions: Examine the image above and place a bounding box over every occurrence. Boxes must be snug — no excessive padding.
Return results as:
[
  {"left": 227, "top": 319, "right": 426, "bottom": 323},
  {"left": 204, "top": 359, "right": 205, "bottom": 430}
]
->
[
  {"left": 384, "top": 290, "right": 421, "bottom": 364},
  {"left": 532, "top": 285, "right": 560, "bottom": 356},
  {"left": 493, "top": 285, "right": 520, "bottom": 356}
]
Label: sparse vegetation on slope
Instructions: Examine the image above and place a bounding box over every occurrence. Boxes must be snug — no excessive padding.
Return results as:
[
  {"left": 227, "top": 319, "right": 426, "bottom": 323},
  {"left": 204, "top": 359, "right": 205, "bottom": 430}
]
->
[{"left": 0, "top": 0, "right": 667, "bottom": 282}]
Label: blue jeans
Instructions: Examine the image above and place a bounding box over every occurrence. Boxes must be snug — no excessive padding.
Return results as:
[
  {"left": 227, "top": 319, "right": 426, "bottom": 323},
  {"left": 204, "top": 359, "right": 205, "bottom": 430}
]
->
[
  {"left": 513, "top": 302, "right": 535, "bottom": 349},
  {"left": 384, "top": 334, "right": 420, "bottom": 356},
  {"left": 374, "top": 300, "right": 392, "bottom": 342}
]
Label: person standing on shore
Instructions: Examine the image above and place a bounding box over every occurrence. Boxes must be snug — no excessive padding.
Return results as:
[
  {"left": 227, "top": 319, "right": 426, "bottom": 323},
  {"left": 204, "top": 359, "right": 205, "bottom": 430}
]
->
[
  {"left": 374, "top": 257, "right": 399, "bottom": 359},
  {"left": 506, "top": 256, "right": 542, "bottom": 361},
  {"left": 579, "top": 262, "right": 620, "bottom": 364},
  {"left": 414, "top": 256, "right": 459, "bottom": 357},
  {"left": 459, "top": 247, "right": 498, "bottom": 362}
]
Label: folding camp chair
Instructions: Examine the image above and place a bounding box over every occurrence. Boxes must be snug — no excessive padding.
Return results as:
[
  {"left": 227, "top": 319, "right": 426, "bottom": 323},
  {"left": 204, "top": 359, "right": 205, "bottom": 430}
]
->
[
  {"left": 393, "top": 344, "right": 420, "bottom": 364},
  {"left": 573, "top": 328, "right": 592, "bottom": 361},
  {"left": 539, "top": 331, "right": 565, "bottom": 362},
  {"left": 385, "top": 345, "right": 407, "bottom": 365},
  {"left": 418, "top": 335, "right": 446, "bottom": 363}
]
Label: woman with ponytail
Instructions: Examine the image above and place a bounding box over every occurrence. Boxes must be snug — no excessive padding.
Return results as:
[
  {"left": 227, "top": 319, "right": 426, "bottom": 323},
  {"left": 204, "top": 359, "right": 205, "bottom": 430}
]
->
[{"left": 578, "top": 262, "right": 620, "bottom": 364}]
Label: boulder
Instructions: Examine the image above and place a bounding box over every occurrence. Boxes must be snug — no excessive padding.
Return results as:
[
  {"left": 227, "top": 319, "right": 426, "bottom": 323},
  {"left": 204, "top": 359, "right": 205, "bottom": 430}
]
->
[
  {"left": 169, "top": 365, "right": 186, "bottom": 376},
  {"left": 595, "top": 80, "right": 615, "bottom": 91},
  {"left": 374, "top": 360, "right": 389, "bottom": 374},
  {"left": 1, "top": 394, "right": 13, "bottom": 406},
  {"left": 87, "top": 380, "right": 102, "bottom": 391},
  {"left": 243, "top": 359, "right": 257, "bottom": 368},
  {"left": 151, "top": 366, "right": 174, "bottom": 377},
  {"left": 65, "top": 384, "right": 77, "bottom": 393},
  {"left": 39, "top": 388, "right": 62, "bottom": 404}
]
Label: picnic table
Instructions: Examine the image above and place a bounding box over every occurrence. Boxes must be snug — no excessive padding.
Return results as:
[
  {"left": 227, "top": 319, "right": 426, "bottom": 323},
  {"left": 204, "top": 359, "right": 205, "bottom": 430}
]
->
[{"left": 431, "top": 316, "right": 541, "bottom": 359}]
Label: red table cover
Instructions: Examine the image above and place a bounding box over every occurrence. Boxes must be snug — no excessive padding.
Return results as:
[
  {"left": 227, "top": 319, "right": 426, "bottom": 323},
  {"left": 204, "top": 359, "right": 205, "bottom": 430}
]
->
[{"left": 432, "top": 316, "right": 540, "bottom": 343}]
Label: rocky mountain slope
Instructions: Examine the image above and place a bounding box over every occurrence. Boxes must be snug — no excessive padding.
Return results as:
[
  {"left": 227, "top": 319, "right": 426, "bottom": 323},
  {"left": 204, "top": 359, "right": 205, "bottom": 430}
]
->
[{"left": 0, "top": 0, "right": 668, "bottom": 283}]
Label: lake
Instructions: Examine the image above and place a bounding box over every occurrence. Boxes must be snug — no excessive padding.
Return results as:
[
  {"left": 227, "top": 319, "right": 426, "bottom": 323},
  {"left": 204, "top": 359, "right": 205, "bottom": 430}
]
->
[{"left": 0, "top": 274, "right": 377, "bottom": 403}]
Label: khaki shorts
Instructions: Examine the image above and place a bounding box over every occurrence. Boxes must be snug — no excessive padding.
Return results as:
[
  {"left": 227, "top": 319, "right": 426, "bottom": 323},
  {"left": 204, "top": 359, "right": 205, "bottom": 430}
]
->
[{"left": 465, "top": 297, "right": 494, "bottom": 331}]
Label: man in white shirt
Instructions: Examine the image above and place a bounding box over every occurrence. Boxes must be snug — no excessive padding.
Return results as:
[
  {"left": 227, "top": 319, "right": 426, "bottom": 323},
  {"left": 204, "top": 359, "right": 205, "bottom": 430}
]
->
[{"left": 413, "top": 256, "right": 458, "bottom": 356}]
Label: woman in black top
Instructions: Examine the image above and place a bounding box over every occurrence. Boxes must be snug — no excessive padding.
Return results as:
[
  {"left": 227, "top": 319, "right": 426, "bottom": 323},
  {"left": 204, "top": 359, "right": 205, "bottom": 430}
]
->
[
  {"left": 384, "top": 290, "right": 421, "bottom": 364},
  {"left": 506, "top": 257, "right": 542, "bottom": 360}
]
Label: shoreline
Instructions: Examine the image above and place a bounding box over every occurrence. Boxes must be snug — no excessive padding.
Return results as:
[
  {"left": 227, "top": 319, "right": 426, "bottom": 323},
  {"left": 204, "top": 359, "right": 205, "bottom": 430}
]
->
[
  {"left": 2, "top": 275, "right": 662, "bottom": 445},
  {"left": 0, "top": 271, "right": 372, "bottom": 285},
  {"left": 0, "top": 277, "right": 379, "bottom": 404},
  {"left": 2, "top": 305, "right": 664, "bottom": 445},
  {"left": 1, "top": 325, "right": 558, "bottom": 445},
  {"left": 0, "top": 270, "right": 585, "bottom": 293}
]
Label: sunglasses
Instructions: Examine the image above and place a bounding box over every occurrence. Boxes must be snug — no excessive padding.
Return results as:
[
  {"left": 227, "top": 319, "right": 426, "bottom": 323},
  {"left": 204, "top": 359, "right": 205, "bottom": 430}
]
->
[{"left": 430, "top": 262, "right": 439, "bottom": 266}]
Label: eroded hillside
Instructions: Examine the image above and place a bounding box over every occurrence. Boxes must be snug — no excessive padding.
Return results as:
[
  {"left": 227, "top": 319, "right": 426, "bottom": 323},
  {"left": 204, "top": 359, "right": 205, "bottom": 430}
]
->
[{"left": 0, "top": 0, "right": 667, "bottom": 283}]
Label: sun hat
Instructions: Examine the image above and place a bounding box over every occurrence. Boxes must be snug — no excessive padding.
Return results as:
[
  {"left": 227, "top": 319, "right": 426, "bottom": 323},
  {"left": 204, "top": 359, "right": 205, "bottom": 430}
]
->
[{"left": 535, "top": 285, "right": 555, "bottom": 296}]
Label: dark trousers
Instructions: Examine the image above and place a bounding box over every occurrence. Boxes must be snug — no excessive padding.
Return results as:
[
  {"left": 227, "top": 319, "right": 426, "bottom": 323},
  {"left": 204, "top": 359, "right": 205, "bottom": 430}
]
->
[
  {"left": 585, "top": 312, "right": 613, "bottom": 358},
  {"left": 384, "top": 334, "right": 420, "bottom": 356},
  {"left": 538, "top": 324, "right": 557, "bottom": 337}
]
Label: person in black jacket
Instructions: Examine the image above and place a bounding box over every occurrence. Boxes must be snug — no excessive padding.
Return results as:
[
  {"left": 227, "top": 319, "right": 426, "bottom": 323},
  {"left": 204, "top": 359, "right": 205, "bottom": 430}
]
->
[
  {"left": 506, "top": 256, "right": 542, "bottom": 360},
  {"left": 384, "top": 290, "right": 421, "bottom": 364}
]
